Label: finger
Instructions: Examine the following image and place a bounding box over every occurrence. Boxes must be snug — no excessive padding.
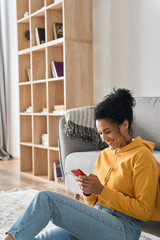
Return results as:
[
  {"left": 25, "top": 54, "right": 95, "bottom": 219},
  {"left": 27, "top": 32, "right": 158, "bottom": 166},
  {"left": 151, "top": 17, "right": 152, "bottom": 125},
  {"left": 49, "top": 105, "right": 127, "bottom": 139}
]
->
[
  {"left": 78, "top": 182, "right": 82, "bottom": 187},
  {"left": 79, "top": 175, "right": 87, "bottom": 181},
  {"left": 89, "top": 173, "right": 95, "bottom": 177},
  {"left": 75, "top": 177, "right": 81, "bottom": 182}
]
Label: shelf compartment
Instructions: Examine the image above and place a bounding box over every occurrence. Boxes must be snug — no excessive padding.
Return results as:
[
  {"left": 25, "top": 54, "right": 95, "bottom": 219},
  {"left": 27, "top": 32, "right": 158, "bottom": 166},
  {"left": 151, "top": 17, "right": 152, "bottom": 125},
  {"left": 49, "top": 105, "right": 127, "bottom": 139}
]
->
[
  {"left": 48, "top": 80, "right": 64, "bottom": 113},
  {"left": 47, "top": 45, "right": 63, "bottom": 79},
  {"left": 46, "top": 0, "right": 54, "bottom": 6},
  {"left": 34, "top": 147, "right": 48, "bottom": 176},
  {"left": 48, "top": 116, "right": 59, "bottom": 147},
  {"left": 17, "top": 16, "right": 30, "bottom": 24},
  {"left": 33, "top": 116, "right": 47, "bottom": 145},
  {"left": 19, "top": 85, "right": 31, "bottom": 112},
  {"left": 30, "top": 0, "right": 45, "bottom": 14},
  {"left": 47, "top": 1, "right": 63, "bottom": 10},
  {"left": 17, "top": 0, "right": 29, "bottom": 20},
  {"left": 31, "top": 16, "right": 45, "bottom": 47},
  {"left": 20, "top": 145, "right": 32, "bottom": 171},
  {"left": 17, "top": 22, "right": 30, "bottom": 51},
  {"left": 18, "top": 54, "right": 31, "bottom": 83},
  {"left": 33, "top": 82, "right": 47, "bottom": 113},
  {"left": 49, "top": 150, "right": 59, "bottom": 180},
  {"left": 32, "top": 49, "right": 46, "bottom": 81},
  {"left": 20, "top": 115, "right": 32, "bottom": 142},
  {"left": 46, "top": 8, "right": 63, "bottom": 42}
]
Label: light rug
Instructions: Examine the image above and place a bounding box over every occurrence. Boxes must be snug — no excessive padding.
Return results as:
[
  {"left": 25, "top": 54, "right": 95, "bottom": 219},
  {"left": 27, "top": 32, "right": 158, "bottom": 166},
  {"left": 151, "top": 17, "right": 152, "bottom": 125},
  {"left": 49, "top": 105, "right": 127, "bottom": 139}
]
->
[
  {"left": 0, "top": 189, "right": 53, "bottom": 239},
  {"left": 0, "top": 189, "right": 159, "bottom": 240}
]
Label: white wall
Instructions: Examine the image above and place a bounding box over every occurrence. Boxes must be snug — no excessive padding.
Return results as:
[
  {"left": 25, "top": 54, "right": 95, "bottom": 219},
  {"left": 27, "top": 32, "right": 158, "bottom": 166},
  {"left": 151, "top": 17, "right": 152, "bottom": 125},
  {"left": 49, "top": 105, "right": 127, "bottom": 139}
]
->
[
  {"left": 93, "top": 0, "right": 160, "bottom": 102},
  {"left": 4, "top": 0, "right": 160, "bottom": 157},
  {"left": 93, "top": 0, "right": 111, "bottom": 104}
]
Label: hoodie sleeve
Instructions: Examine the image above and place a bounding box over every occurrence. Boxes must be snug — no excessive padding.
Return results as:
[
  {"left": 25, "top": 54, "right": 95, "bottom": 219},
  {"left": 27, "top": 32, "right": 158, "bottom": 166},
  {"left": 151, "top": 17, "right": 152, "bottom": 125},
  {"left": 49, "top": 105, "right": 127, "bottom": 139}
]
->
[
  {"left": 99, "top": 150, "right": 159, "bottom": 221},
  {"left": 83, "top": 193, "right": 98, "bottom": 206}
]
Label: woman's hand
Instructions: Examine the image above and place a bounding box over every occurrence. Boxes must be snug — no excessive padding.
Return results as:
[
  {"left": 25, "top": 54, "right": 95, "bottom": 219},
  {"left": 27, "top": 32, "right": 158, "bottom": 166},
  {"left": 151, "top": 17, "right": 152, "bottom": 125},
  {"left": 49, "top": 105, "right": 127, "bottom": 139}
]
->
[{"left": 76, "top": 174, "right": 104, "bottom": 195}]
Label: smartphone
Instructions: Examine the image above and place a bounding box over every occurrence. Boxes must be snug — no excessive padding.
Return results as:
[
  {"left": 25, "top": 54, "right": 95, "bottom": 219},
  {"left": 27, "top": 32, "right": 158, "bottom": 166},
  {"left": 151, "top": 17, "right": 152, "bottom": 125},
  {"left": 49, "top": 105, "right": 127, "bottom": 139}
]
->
[{"left": 71, "top": 169, "right": 86, "bottom": 177}]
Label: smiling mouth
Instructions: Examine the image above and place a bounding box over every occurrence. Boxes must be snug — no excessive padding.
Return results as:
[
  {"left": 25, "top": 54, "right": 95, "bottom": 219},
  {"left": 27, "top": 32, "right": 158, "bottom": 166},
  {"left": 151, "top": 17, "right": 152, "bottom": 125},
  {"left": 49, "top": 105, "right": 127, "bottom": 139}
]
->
[{"left": 107, "top": 140, "right": 114, "bottom": 146}]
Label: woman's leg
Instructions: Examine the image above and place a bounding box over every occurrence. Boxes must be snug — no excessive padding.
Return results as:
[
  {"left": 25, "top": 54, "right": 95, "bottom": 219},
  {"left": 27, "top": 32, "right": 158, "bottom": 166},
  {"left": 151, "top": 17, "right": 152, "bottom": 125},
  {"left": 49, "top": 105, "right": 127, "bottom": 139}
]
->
[
  {"left": 34, "top": 226, "right": 78, "bottom": 240},
  {"left": 6, "top": 190, "right": 139, "bottom": 240}
]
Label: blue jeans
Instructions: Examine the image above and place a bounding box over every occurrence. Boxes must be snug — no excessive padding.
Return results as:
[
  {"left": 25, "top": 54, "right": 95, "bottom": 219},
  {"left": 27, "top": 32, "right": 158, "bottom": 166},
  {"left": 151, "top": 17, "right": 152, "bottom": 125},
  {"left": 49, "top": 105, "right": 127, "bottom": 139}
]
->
[{"left": 7, "top": 190, "right": 142, "bottom": 240}]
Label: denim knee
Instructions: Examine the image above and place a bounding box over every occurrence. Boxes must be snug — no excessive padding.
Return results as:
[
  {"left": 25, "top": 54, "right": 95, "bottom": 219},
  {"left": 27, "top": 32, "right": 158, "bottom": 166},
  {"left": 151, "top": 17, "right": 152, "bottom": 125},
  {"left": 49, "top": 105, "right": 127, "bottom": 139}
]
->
[{"left": 34, "top": 190, "right": 51, "bottom": 202}]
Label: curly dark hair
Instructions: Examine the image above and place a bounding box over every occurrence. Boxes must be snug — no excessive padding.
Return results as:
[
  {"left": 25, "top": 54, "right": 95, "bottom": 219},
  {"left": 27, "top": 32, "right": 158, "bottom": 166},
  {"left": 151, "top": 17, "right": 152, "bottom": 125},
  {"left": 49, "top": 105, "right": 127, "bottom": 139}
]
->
[{"left": 95, "top": 88, "right": 136, "bottom": 134}]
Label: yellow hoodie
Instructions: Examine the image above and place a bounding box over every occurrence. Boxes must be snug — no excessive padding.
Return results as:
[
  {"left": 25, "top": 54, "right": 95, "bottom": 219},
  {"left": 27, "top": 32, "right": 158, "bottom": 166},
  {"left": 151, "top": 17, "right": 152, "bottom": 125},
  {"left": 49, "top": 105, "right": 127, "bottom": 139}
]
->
[{"left": 83, "top": 136, "right": 160, "bottom": 221}]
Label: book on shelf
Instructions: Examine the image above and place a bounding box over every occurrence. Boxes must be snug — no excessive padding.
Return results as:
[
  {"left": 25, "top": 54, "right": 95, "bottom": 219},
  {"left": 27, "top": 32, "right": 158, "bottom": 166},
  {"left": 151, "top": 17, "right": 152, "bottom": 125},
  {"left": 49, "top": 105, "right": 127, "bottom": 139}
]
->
[
  {"left": 26, "top": 68, "right": 31, "bottom": 81},
  {"left": 54, "top": 105, "right": 65, "bottom": 111},
  {"left": 53, "top": 161, "right": 63, "bottom": 182},
  {"left": 50, "top": 61, "right": 57, "bottom": 78},
  {"left": 41, "top": 133, "right": 48, "bottom": 146},
  {"left": 50, "top": 61, "right": 64, "bottom": 78},
  {"left": 35, "top": 28, "right": 45, "bottom": 45},
  {"left": 53, "top": 22, "right": 63, "bottom": 39}
]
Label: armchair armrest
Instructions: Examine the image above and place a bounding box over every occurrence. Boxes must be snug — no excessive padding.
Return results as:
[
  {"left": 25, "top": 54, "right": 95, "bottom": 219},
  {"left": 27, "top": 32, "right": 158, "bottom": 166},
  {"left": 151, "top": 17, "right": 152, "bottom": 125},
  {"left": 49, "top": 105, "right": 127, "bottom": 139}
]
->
[{"left": 58, "top": 116, "right": 97, "bottom": 181}]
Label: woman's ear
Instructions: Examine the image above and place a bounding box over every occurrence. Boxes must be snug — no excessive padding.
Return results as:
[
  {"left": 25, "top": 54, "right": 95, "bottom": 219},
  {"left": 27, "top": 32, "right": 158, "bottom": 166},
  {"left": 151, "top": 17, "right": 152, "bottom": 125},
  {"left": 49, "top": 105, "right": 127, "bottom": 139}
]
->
[{"left": 123, "top": 120, "right": 129, "bottom": 130}]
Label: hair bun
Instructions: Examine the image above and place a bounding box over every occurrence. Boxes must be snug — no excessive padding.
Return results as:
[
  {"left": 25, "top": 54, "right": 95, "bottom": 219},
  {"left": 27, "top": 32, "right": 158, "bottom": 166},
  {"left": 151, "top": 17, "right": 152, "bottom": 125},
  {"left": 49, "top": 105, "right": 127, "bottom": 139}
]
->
[{"left": 113, "top": 88, "right": 136, "bottom": 108}]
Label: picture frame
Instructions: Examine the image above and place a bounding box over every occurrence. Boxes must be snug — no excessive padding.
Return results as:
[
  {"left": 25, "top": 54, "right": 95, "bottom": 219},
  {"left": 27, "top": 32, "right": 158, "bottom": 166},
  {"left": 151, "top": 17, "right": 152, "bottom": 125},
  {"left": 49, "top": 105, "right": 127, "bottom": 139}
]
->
[{"left": 53, "top": 22, "right": 63, "bottom": 39}]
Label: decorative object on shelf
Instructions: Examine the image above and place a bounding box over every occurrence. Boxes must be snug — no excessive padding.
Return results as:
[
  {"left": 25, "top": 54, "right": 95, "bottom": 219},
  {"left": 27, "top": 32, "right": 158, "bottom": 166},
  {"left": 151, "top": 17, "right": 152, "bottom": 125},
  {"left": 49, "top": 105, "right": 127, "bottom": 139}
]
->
[
  {"left": 24, "top": 30, "right": 30, "bottom": 41},
  {"left": 50, "top": 61, "right": 63, "bottom": 78},
  {"left": 35, "top": 28, "right": 45, "bottom": 45},
  {"left": 53, "top": 161, "right": 63, "bottom": 182},
  {"left": 53, "top": 22, "right": 63, "bottom": 39},
  {"left": 26, "top": 68, "right": 31, "bottom": 81},
  {"left": 24, "top": 11, "right": 29, "bottom": 18},
  {"left": 41, "top": 134, "right": 48, "bottom": 146},
  {"left": 41, "top": 108, "right": 47, "bottom": 113},
  {"left": 24, "top": 106, "right": 32, "bottom": 113}
]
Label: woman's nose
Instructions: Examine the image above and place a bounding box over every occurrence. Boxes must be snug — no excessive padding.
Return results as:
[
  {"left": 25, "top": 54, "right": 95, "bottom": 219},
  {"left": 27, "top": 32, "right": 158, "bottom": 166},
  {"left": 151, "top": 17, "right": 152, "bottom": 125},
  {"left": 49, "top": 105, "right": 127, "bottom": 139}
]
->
[{"left": 101, "top": 133, "right": 106, "bottom": 142}]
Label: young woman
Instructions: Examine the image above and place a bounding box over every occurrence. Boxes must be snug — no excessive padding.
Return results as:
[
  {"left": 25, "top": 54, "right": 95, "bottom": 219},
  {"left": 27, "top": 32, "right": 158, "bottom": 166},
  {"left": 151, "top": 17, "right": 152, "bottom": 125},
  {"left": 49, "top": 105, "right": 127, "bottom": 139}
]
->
[{"left": 4, "top": 88, "right": 160, "bottom": 240}]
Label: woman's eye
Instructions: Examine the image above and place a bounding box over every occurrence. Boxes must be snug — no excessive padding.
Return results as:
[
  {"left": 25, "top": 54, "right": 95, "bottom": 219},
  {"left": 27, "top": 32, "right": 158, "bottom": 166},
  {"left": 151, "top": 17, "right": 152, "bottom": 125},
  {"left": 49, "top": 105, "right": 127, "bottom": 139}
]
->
[{"left": 105, "top": 131, "right": 111, "bottom": 134}]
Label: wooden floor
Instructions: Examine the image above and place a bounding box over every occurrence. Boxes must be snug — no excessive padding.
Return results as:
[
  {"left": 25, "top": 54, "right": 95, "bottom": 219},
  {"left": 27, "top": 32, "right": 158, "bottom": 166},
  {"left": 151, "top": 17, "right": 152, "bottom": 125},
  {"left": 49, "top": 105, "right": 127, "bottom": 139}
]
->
[{"left": 0, "top": 159, "right": 75, "bottom": 198}]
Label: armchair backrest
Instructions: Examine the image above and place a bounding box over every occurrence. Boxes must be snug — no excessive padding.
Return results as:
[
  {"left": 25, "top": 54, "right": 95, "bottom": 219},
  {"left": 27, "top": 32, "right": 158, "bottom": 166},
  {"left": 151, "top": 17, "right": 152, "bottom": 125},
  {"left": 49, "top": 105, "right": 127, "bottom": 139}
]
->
[{"left": 132, "top": 97, "right": 160, "bottom": 151}]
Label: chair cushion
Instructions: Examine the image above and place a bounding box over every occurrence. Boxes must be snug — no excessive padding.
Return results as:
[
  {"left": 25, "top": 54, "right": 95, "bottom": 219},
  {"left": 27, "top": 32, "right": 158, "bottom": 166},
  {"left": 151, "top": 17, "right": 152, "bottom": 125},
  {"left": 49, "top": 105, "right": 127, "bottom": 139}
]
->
[{"left": 64, "top": 151, "right": 100, "bottom": 194}]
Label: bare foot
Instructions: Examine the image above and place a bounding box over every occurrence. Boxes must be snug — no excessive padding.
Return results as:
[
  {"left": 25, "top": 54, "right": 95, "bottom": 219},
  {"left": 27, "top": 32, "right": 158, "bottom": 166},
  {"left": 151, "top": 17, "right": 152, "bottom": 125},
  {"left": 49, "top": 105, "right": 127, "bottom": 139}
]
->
[{"left": 3, "top": 234, "right": 14, "bottom": 240}]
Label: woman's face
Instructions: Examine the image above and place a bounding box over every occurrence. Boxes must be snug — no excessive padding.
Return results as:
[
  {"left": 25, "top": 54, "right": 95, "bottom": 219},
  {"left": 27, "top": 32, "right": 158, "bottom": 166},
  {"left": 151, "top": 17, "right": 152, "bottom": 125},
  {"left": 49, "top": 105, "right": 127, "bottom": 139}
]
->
[{"left": 96, "top": 119, "right": 130, "bottom": 150}]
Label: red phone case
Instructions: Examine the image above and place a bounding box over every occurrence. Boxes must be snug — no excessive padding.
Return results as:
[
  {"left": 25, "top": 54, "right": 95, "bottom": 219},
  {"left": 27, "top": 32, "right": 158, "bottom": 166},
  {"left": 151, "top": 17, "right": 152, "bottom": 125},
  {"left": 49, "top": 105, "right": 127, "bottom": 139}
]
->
[{"left": 71, "top": 169, "right": 86, "bottom": 177}]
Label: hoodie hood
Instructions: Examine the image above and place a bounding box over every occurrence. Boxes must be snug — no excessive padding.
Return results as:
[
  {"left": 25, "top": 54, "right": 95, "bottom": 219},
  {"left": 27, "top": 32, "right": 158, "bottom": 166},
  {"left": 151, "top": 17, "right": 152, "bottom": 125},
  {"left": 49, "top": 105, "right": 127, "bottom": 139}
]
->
[{"left": 120, "top": 136, "right": 155, "bottom": 153}]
